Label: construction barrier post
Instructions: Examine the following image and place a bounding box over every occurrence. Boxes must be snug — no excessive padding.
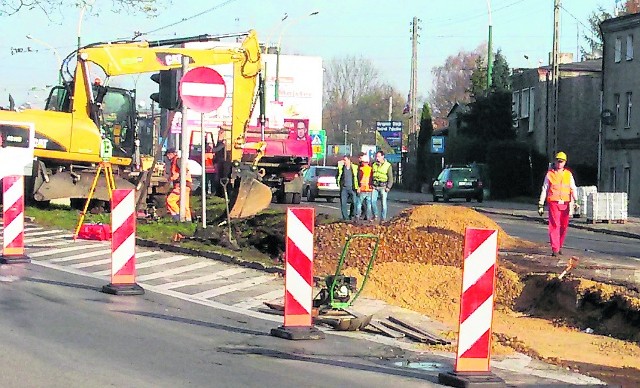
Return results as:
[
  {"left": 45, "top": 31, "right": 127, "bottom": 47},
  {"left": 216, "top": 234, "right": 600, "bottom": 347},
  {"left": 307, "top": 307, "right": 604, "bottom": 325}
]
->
[
  {"left": 438, "top": 228, "right": 505, "bottom": 387},
  {"left": 1, "top": 176, "right": 30, "bottom": 264},
  {"left": 102, "top": 189, "right": 144, "bottom": 296},
  {"left": 271, "top": 207, "right": 324, "bottom": 340}
]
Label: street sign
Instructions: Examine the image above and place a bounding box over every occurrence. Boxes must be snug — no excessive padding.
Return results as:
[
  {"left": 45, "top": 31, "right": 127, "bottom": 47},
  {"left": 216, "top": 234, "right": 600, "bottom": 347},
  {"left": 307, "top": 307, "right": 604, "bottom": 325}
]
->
[
  {"left": 376, "top": 120, "right": 403, "bottom": 163},
  {"left": 179, "top": 67, "right": 226, "bottom": 113},
  {"left": 309, "top": 129, "right": 326, "bottom": 160},
  {"left": 431, "top": 136, "right": 445, "bottom": 154}
]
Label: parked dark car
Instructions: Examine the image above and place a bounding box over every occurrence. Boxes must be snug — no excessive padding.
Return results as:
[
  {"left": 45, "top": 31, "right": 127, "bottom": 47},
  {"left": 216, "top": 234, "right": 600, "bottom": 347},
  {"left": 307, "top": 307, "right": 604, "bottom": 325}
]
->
[
  {"left": 302, "top": 166, "right": 339, "bottom": 202},
  {"left": 432, "top": 167, "right": 483, "bottom": 202}
]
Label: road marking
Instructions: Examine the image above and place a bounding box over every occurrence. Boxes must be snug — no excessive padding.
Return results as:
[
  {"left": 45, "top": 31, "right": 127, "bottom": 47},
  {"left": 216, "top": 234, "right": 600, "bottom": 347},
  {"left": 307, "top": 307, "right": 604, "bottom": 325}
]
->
[
  {"left": 317, "top": 204, "right": 340, "bottom": 210},
  {"left": 155, "top": 267, "right": 247, "bottom": 290},
  {"left": 93, "top": 255, "right": 188, "bottom": 276},
  {"left": 135, "top": 251, "right": 160, "bottom": 259},
  {"left": 23, "top": 230, "right": 63, "bottom": 237},
  {"left": 29, "top": 243, "right": 105, "bottom": 258},
  {"left": 193, "top": 275, "right": 275, "bottom": 299},
  {"left": 136, "top": 262, "right": 214, "bottom": 282},
  {"left": 232, "top": 289, "right": 283, "bottom": 309},
  {"left": 25, "top": 234, "right": 74, "bottom": 243},
  {"left": 49, "top": 248, "right": 112, "bottom": 263},
  {"left": 70, "top": 258, "right": 112, "bottom": 269},
  {"left": 27, "top": 240, "right": 72, "bottom": 248}
]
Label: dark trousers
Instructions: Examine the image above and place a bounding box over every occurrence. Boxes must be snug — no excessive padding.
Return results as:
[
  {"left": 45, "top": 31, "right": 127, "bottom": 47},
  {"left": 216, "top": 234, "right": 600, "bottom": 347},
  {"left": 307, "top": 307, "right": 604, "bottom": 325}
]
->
[{"left": 340, "top": 187, "right": 356, "bottom": 220}]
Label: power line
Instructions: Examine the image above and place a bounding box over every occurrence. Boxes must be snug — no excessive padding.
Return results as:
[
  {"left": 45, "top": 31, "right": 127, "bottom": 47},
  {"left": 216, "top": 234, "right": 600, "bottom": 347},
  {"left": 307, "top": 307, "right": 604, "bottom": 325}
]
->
[{"left": 138, "top": 0, "right": 239, "bottom": 38}]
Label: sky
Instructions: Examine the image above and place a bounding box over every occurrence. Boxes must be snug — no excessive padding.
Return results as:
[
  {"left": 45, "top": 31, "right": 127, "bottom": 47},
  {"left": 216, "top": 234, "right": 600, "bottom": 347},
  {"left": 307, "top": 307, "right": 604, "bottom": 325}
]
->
[{"left": 0, "top": 0, "right": 623, "bottom": 108}]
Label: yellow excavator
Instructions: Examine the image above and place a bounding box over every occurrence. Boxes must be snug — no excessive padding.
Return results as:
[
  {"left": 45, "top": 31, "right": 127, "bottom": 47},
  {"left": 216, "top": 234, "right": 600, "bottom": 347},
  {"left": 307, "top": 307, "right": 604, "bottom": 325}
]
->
[{"left": 0, "top": 30, "right": 271, "bottom": 218}]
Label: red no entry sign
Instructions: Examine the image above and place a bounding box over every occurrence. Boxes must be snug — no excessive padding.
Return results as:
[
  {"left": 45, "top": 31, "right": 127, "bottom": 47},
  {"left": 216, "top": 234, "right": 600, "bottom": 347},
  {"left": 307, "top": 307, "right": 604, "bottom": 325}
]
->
[{"left": 179, "top": 67, "right": 226, "bottom": 113}]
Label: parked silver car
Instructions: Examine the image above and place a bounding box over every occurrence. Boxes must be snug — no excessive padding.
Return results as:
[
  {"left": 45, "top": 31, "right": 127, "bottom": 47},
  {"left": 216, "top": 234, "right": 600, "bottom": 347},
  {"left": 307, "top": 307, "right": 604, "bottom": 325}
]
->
[{"left": 302, "top": 166, "right": 339, "bottom": 202}]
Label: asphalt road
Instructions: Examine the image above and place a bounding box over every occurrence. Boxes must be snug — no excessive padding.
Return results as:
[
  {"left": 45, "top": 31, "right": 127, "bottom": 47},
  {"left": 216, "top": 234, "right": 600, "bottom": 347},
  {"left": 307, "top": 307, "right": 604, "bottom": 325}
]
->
[{"left": 0, "top": 263, "right": 442, "bottom": 388}]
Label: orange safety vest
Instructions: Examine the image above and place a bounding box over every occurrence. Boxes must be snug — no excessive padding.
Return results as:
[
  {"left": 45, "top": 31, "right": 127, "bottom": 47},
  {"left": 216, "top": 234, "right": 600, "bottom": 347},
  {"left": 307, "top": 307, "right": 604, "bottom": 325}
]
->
[
  {"left": 546, "top": 168, "right": 572, "bottom": 202},
  {"left": 358, "top": 164, "right": 373, "bottom": 192},
  {"left": 170, "top": 158, "right": 192, "bottom": 189}
]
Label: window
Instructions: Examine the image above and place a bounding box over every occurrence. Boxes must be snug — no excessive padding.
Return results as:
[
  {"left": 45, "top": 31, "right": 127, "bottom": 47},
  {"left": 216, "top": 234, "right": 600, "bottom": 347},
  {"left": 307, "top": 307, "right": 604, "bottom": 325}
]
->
[
  {"left": 520, "top": 88, "right": 530, "bottom": 118},
  {"left": 610, "top": 167, "right": 617, "bottom": 191},
  {"left": 614, "top": 93, "right": 621, "bottom": 127},
  {"left": 512, "top": 91, "right": 520, "bottom": 120},
  {"left": 624, "top": 167, "right": 631, "bottom": 195},
  {"left": 528, "top": 87, "right": 535, "bottom": 133},
  {"left": 627, "top": 35, "right": 634, "bottom": 60},
  {"left": 615, "top": 37, "right": 622, "bottom": 62},
  {"left": 626, "top": 92, "right": 632, "bottom": 128}
]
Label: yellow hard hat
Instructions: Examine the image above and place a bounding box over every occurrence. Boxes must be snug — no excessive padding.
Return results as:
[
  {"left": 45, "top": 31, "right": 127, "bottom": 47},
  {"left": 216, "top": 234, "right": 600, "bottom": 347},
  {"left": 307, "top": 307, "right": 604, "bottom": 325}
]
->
[{"left": 555, "top": 151, "right": 567, "bottom": 161}]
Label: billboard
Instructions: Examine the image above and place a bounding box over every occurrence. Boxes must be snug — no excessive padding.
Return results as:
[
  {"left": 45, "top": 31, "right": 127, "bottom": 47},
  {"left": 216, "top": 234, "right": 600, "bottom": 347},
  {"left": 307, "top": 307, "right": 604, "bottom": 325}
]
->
[{"left": 376, "top": 120, "right": 403, "bottom": 163}]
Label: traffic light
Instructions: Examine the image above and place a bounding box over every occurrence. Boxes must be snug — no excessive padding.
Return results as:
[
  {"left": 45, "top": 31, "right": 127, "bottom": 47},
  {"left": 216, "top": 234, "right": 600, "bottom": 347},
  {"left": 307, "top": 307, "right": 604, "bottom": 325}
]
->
[{"left": 150, "top": 69, "right": 181, "bottom": 110}]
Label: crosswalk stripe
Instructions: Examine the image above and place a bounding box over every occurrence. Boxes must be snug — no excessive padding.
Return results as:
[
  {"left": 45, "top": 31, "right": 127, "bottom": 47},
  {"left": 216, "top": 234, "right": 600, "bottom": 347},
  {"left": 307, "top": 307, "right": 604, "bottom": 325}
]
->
[
  {"left": 48, "top": 249, "right": 112, "bottom": 263},
  {"left": 27, "top": 240, "right": 71, "bottom": 248},
  {"left": 136, "top": 262, "right": 214, "bottom": 282},
  {"left": 93, "top": 255, "right": 188, "bottom": 276},
  {"left": 69, "top": 258, "right": 112, "bottom": 269},
  {"left": 155, "top": 267, "right": 247, "bottom": 291},
  {"left": 232, "top": 289, "right": 284, "bottom": 309},
  {"left": 193, "top": 275, "right": 275, "bottom": 299},
  {"left": 135, "top": 251, "right": 160, "bottom": 259},
  {"left": 29, "top": 243, "right": 105, "bottom": 258},
  {"left": 23, "top": 230, "right": 63, "bottom": 237},
  {"left": 25, "top": 234, "right": 73, "bottom": 243}
]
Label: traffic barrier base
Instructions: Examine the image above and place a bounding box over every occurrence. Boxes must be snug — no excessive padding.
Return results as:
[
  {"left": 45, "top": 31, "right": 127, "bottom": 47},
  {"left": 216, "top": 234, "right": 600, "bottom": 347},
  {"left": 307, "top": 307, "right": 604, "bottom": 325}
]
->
[
  {"left": 0, "top": 252, "right": 31, "bottom": 265},
  {"left": 270, "top": 326, "right": 324, "bottom": 341},
  {"left": 102, "top": 283, "right": 145, "bottom": 296},
  {"left": 437, "top": 371, "right": 505, "bottom": 388}
]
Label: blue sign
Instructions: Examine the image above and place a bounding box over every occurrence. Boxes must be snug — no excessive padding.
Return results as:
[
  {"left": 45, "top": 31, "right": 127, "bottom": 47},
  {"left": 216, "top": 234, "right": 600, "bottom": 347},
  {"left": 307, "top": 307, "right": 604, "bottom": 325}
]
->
[
  {"left": 431, "top": 136, "right": 445, "bottom": 154},
  {"left": 376, "top": 121, "right": 403, "bottom": 163}
]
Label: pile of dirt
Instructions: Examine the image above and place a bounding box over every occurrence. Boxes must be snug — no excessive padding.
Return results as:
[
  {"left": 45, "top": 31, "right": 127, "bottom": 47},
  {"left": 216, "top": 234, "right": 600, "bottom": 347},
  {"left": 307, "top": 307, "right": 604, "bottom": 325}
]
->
[{"left": 313, "top": 205, "right": 640, "bottom": 386}]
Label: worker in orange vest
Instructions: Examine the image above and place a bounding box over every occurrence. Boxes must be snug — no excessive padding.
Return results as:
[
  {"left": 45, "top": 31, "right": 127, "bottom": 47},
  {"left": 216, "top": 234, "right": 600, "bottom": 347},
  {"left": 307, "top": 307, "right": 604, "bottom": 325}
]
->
[
  {"left": 165, "top": 148, "right": 192, "bottom": 221},
  {"left": 204, "top": 141, "right": 215, "bottom": 195},
  {"left": 355, "top": 152, "right": 374, "bottom": 221},
  {"left": 538, "top": 151, "right": 578, "bottom": 256}
]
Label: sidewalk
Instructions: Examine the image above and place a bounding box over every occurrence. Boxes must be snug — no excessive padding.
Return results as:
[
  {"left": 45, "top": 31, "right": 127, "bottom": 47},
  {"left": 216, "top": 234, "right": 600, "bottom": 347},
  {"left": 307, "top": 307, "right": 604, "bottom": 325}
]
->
[{"left": 388, "top": 190, "right": 640, "bottom": 240}]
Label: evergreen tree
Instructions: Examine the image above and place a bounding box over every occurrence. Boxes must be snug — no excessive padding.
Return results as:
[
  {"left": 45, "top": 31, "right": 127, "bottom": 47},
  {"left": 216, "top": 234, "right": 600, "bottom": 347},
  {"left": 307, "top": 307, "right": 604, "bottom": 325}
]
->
[
  {"left": 491, "top": 49, "right": 511, "bottom": 92},
  {"left": 415, "top": 102, "right": 435, "bottom": 191},
  {"left": 469, "top": 56, "right": 488, "bottom": 99}
]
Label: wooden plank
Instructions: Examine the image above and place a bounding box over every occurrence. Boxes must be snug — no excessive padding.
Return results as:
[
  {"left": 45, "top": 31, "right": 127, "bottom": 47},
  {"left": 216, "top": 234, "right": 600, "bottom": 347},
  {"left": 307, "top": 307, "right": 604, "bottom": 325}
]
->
[
  {"left": 368, "top": 320, "right": 405, "bottom": 339},
  {"left": 257, "top": 307, "right": 284, "bottom": 316},
  {"left": 379, "top": 320, "right": 436, "bottom": 344},
  {"left": 387, "top": 316, "right": 451, "bottom": 345}
]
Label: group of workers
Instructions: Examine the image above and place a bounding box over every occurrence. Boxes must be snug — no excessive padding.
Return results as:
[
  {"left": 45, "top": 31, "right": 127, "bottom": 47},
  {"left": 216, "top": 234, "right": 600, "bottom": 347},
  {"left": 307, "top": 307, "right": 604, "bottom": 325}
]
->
[{"left": 336, "top": 150, "right": 394, "bottom": 222}]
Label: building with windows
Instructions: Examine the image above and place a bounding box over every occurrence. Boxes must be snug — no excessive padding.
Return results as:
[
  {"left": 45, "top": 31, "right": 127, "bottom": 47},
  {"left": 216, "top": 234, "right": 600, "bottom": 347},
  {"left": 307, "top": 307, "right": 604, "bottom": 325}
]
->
[
  {"left": 510, "top": 57, "right": 601, "bottom": 179},
  {"left": 601, "top": 13, "right": 640, "bottom": 214}
]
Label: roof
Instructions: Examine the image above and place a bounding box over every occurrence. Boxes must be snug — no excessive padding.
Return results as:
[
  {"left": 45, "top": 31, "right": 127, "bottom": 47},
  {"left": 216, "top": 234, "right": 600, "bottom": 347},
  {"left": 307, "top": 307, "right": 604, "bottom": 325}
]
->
[{"left": 601, "top": 12, "right": 640, "bottom": 33}]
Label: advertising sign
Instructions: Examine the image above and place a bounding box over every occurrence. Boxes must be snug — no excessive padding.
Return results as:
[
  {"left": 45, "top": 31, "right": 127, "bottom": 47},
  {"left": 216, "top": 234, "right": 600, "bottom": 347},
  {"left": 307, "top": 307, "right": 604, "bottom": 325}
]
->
[{"left": 375, "top": 120, "right": 403, "bottom": 163}]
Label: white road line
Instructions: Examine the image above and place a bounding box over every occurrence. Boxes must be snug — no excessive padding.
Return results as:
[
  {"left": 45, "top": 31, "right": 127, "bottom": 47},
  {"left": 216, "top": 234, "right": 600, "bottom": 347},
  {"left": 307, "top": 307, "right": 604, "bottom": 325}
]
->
[
  {"left": 70, "top": 258, "right": 112, "bottom": 269},
  {"left": 136, "top": 262, "right": 214, "bottom": 282},
  {"left": 29, "top": 244, "right": 105, "bottom": 258},
  {"left": 155, "top": 267, "right": 247, "bottom": 290},
  {"left": 23, "top": 230, "right": 63, "bottom": 237},
  {"left": 25, "top": 234, "right": 74, "bottom": 243},
  {"left": 27, "top": 240, "right": 71, "bottom": 248},
  {"left": 93, "top": 255, "right": 188, "bottom": 276},
  {"left": 135, "top": 251, "right": 160, "bottom": 259},
  {"left": 193, "top": 275, "right": 275, "bottom": 299},
  {"left": 48, "top": 249, "right": 112, "bottom": 263},
  {"left": 232, "top": 289, "right": 283, "bottom": 309},
  {"left": 317, "top": 204, "right": 340, "bottom": 210}
]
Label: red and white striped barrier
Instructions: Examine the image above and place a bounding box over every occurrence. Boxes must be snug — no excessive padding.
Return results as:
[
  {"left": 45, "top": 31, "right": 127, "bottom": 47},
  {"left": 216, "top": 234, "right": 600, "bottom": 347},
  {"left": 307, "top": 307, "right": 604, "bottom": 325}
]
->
[
  {"left": 1, "top": 176, "right": 30, "bottom": 264},
  {"left": 101, "top": 189, "right": 144, "bottom": 295},
  {"left": 271, "top": 207, "right": 324, "bottom": 340},
  {"left": 439, "top": 228, "right": 504, "bottom": 386}
]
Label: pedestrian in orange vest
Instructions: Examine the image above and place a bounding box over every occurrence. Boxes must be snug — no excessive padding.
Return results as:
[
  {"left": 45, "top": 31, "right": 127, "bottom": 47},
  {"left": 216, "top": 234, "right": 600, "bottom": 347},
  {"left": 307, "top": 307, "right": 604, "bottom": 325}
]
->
[
  {"left": 538, "top": 151, "right": 579, "bottom": 256},
  {"left": 165, "top": 148, "right": 192, "bottom": 221},
  {"left": 355, "top": 152, "right": 374, "bottom": 222}
]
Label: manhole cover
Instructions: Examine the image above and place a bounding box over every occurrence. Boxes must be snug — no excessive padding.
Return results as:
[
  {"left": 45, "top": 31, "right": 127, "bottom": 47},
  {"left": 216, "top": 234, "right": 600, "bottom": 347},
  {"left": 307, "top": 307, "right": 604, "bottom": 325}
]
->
[{"left": 393, "top": 361, "right": 446, "bottom": 371}]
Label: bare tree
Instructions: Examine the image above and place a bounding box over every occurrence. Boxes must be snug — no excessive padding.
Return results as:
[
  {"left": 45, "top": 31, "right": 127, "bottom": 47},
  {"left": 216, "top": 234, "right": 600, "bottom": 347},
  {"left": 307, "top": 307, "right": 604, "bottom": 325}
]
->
[
  {"left": 429, "top": 44, "right": 485, "bottom": 121},
  {"left": 0, "top": 0, "right": 164, "bottom": 17}
]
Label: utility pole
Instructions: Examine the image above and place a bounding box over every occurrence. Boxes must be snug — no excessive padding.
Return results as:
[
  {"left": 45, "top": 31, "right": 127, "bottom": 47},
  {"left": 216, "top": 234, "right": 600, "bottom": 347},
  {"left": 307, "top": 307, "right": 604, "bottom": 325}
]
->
[
  {"left": 551, "top": 0, "right": 561, "bottom": 160},
  {"left": 388, "top": 95, "right": 393, "bottom": 121},
  {"left": 487, "top": 0, "right": 493, "bottom": 89},
  {"left": 408, "top": 16, "right": 420, "bottom": 185}
]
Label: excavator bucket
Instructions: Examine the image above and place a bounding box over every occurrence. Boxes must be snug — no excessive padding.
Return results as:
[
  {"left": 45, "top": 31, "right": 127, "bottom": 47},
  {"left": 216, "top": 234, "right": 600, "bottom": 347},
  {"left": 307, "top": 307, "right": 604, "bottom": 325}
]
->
[{"left": 228, "top": 173, "right": 272, "bottom": 218}]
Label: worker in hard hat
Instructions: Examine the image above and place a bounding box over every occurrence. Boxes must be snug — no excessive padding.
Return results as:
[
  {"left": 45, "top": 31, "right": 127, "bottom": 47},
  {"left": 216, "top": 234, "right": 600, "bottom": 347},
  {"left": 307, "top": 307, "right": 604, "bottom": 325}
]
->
[{"left": 537, "top": 151, "right": 579, "bottom": 257}]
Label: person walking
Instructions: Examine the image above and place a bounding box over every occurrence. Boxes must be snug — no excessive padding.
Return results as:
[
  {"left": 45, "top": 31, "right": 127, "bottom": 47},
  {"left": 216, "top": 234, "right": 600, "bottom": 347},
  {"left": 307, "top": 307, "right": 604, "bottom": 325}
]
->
[
  {"left": 165, "top": 148, "right": 193, "bottom": 221},
  {"left": 355, "top": 152, "right": 374, "bottom": 222},
  {"left": 371, "top": 150, "right": 393, "bottom": 222},
  {"left": 538, "top": 151, "right": 579, "bottom": 256},
  {"left": 336, "top": 155, "right": 359, "bottom": 220}
]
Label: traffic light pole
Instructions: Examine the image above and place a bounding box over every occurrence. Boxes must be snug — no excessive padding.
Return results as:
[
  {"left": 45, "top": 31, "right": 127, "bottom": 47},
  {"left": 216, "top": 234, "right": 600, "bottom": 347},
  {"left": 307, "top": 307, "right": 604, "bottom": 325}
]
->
[{"left": 179, "top": 57, "right": 190, "bottom": 222}]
